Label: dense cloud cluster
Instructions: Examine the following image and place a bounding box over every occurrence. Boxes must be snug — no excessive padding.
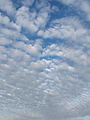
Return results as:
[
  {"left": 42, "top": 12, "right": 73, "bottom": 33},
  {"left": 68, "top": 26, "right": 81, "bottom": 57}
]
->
[{"left": 0, "top": 0, "right": 90, "bottom": 120}]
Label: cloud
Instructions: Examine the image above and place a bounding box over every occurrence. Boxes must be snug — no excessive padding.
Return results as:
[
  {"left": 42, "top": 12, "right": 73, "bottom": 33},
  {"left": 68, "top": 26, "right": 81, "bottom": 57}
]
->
[
  {"left": 58, "top": 0, "right": 90, "bottom": 20},
  {"left": 21, "top": 0, "right": 34, "bottom": 6},
  {"left": 38, "top": 16, "right": 90, "bottom": 46},
  {"left": 0, "top": 0, "right": 16, "bottom": 15},
  {"left": 0, "top": 0, "right": 90, "bottom": 120},
  {"left": 38, "top": 17, "right": 89, "bottom": 42},
  {"left": 16, "top": 2, "right": 50, "bottom": 33},
  {"left": 42, "top": 43, "right": 90, "bottom": 65}
]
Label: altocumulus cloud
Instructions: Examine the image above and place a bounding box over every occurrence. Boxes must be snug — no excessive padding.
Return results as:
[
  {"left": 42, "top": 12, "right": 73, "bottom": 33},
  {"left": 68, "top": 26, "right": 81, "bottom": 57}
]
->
[{"left": 0, "top": 0, "right": 90, "bottom": 120}]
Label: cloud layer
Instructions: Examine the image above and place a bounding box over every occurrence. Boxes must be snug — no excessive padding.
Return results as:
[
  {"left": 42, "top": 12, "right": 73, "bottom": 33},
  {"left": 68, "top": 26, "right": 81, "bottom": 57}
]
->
[{"left": 0, "top": 0, "right": 90, "bottom": 120}]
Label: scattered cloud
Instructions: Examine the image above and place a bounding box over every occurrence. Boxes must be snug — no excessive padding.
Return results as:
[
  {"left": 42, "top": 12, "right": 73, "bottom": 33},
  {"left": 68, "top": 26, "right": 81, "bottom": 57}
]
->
[
  {"left": 16, "top": 2, "right": 50, "bottom": 32},
  {"left": 0, "top": 0, "right": 16, "bottom": 15},
  {"left": 0, "top": 0, "right": 90, "bottom": 120},
  {"left": 38, "top": 16, "right": 90, "bottom": 46},
  {"left": 58, "top": 0, "right": 90, "bottom": 20}
]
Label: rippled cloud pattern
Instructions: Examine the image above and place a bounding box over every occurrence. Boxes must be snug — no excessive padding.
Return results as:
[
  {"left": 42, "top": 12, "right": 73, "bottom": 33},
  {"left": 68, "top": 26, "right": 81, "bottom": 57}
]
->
[{"left": 0, "top": 0, "right": 90, "bottom": 120}]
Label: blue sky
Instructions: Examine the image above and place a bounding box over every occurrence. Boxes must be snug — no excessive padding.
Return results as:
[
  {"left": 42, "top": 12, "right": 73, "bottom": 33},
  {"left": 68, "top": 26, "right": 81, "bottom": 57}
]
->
[{"left": 0, "top": 0, "right": 90, "bottom": 120}]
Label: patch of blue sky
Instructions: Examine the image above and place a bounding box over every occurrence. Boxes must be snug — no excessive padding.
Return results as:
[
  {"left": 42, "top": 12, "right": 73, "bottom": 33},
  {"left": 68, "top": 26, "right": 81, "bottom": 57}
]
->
[
  {"left": 50, "top": 1, "right": 77, "bottom": 18},
  {"left": 42, "top": 37, "right": 83, "bottom": 49},
  {"left": 0, "top": 10, "right": 7, "bottom": 16},
  {"left": 41, "top": 38, "right": 62, "bottom": 48},
  {"left": 41, "top": 55, "right": 75, "bottom": 66},
  {"left": 12, "top": 0, "right": 35, "bottom": 11},
  {"left": 2, "top": 44, "right": 12, "bottom": 49},
  {"left": 12, "top": 0, "right": 22, "bottom": 9},
  {"left": 48, "top": 0, "right": 86, "bottom": 22},
  {"left": 0, "top": 10, "right": 14, "bottom": 22},
  {"left": 83, "top": 21, "right": 90, "bottom": 29},
  {"left": 21, "top": 27, "right": 41, "bottom": 40}
]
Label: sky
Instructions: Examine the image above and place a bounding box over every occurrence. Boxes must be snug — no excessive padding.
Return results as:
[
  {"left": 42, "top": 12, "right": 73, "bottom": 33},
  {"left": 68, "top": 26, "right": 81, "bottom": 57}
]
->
[{"left": 0, "top": 0, "right": 90, "bottom": 120}]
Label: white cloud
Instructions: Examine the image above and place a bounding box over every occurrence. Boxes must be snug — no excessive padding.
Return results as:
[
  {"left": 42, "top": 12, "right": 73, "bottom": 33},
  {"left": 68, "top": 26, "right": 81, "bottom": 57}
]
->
[
  {"left": 0, "top": 13, "right": 21, "bottom": 31},
  {"left": 0, "top": 1, "right": 90, "bottom": 120},
  {"left": 42, "top": 43, "right": 90, "bottom": 65},
  {"left": 15, "top": 0, "right": 58, "bottom": 33},
  {"left": 21, "top": 0, "right": 34, "bottom": 6},
  {"left": 0, "top": 25, "right": 89, "bottom": 119},
  {"left": 58, "top": 0, "right": 90, "bottom": 20},
  {"left": 16, "top": 4, "right": 50, "bottom": 32},
  {"left": 0, "top": 0, "right": 16, "bottom": 15},
  {"left": 12, "top": 39, "right": 42, "bottom": 57},
  {"left": 38, "top": 16, "right": 90, "bottom": 45}
]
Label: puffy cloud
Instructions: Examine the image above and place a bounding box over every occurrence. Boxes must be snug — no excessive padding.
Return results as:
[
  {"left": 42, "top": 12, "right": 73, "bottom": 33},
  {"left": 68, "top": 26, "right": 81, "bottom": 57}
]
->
[
  {"left": 0, "top": 0, "right": 90, "bottom": 120},
  {"left": 16, "top": 3, "right": 50, "bottom": 32},
  {"left": 12, "top": 39, "right": 42, "bottom": 57},
  {"left": 42, "top": 43, "right": 90, "bottom": 65},
  {"left": 38, "top": 16, "right": 90, "bottom": 45},
  {"left": 0, "top": 13, "right": 20, "bottom": 31},
  {"left": 0, "top": 39, "right": 89, "bottom": 120},
  {"left": 0, "top": 0, "right": 16, "bottom": 15}
]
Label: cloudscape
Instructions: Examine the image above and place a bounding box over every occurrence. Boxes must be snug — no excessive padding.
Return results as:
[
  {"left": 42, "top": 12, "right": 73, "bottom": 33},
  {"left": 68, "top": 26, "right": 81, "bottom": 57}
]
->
[{"left": 0, "top": 0, "right": 90, "bottom": 120}]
